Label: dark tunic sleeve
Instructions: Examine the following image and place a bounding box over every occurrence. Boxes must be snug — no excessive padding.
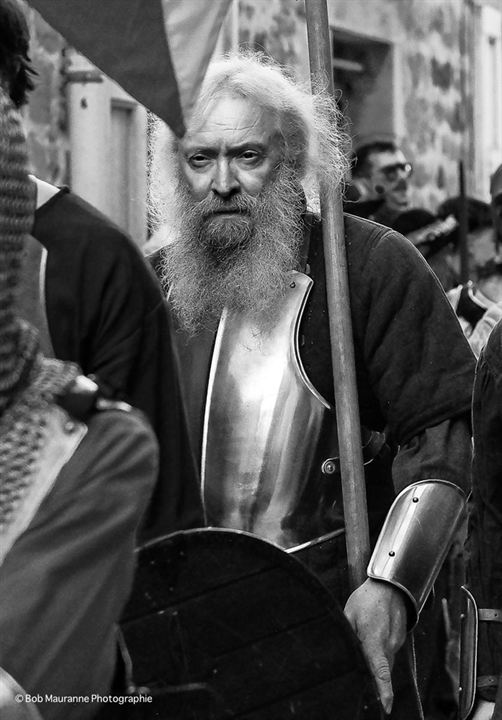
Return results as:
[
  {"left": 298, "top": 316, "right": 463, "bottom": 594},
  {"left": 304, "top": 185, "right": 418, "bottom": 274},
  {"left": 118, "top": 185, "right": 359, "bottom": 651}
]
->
[
  {"left": 345, "top": 215, "right": 475, "bottom": 444},
  {"left": 304, "top": 214, "right": 475, "bottom": 443},
  {"left": 467, "top": 320, "right": 502, "bottom": 701},
  {"left": 302, "top": 214, "right": 475, "bottom": 492},
  {"left": 33, "top": 191, "right": 203, "bottom": 540}
]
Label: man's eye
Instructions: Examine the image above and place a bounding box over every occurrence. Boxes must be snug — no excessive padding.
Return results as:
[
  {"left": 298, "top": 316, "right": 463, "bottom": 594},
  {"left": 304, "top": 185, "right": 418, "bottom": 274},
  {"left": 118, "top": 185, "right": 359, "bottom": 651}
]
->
[
  {"left": 189, "top": 154, "right": 210, "bottom": 168},
  {"left": 240, "top": 150, "right": 260, "bottom": 163}
]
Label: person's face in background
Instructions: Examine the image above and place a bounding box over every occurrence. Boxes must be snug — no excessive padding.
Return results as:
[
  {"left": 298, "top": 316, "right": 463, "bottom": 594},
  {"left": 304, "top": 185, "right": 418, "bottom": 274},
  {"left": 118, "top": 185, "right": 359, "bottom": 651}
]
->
[{"left": 368, "top": 149, "right": 413, "bottom": 212}]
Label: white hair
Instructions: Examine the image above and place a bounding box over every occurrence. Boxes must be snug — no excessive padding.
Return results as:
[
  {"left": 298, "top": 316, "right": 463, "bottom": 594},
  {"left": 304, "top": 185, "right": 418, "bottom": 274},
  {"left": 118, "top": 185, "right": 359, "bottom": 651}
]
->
[{"left": 149, "top": 51, "right": 349, "bottom": 236}]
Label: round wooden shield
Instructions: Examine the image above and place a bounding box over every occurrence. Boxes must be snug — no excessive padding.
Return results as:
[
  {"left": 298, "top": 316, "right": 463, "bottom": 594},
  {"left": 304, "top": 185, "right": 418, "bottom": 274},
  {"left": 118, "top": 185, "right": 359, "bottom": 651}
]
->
[
  {"left": 0, "top": 668, "right": 42, "bottom": 720},
  {"left": 121, "top": 528, "right": 381, "bottom": 720}
]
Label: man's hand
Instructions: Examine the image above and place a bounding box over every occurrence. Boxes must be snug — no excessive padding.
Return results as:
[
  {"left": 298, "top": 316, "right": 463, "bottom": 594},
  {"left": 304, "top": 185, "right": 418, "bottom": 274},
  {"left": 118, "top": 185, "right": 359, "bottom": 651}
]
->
[{"left": 344, "top": 578, "right": 408, "bottom": 715}]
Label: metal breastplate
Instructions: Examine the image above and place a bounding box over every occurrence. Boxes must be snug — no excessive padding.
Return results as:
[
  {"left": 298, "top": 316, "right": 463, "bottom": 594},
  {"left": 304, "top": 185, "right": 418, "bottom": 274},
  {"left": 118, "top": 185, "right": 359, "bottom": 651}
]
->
[{"left": 202, "top": 271, "right": 343, "bottom": 550}]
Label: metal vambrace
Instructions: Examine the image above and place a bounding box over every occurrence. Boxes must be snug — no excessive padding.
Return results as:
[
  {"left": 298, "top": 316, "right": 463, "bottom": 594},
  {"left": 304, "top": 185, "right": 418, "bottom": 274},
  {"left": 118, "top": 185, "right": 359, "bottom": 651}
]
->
[
  {"left": 367, "top": 480, "right": 466, "bottom": 628},
  {"left": 458, "top": 585, "right": 502, "bottom": 720}
]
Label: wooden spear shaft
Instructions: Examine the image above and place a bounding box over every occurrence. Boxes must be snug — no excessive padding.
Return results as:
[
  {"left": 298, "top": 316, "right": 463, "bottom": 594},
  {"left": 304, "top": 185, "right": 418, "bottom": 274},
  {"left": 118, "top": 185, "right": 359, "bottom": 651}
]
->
[{"left": 304, "top": 0, "right": 370, "bottom": 590}]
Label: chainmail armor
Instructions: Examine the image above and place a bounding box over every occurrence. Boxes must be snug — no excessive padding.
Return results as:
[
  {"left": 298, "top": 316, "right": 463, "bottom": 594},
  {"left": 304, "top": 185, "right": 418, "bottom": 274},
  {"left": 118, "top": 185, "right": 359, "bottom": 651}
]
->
[
  {"left": 0, "top": 88, "right": 81, "bottom": 547},
  {"left": 0, "top": 351, "right": 80, "bottom": 532}
]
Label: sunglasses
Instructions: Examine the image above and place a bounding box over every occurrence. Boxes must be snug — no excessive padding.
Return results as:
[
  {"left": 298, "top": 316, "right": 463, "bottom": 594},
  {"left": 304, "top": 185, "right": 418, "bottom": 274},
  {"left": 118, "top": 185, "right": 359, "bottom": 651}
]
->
[{"left": 379, "top": 162, "right": 413, "bottom": 182}]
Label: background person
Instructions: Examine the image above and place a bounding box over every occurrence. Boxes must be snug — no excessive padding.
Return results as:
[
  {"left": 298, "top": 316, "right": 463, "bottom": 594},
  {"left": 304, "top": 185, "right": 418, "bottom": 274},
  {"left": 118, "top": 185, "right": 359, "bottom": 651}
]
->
[
  {"left": 0, "top": 0, "right": 199, "bottom": 542},
  {"left": 351, "top": 140, "right": 413, "bottom": 226},
  {"left": 0, "top": 85, "right": 157, "bottom": 720}
]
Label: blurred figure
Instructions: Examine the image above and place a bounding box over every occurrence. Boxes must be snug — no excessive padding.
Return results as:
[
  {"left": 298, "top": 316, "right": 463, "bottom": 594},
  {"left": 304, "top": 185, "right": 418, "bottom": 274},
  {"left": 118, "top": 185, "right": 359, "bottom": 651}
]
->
[
  {"left": 448, "top": 260, "right": 502, "bottom": 358},
  {"left": 351, "top": 140, "right": 413, "bottom": 225},
  {"left": 392, "top": 208, "right": 459, "bottom": 291},
  {"left": 0, "top": 0, "right": 198, "bottom": 542},
  {"left": 0, "top": 86, "right": 156, "bottom": 720},
  {"left": 457, "top": 168, "right": 502, "bottom": 720},
  {"left": 461, "top": 319, "right": 502, "bottom": 720},
  {"left": 438, "top": 195, "right": 502, "bottom": 357},
  {"left": 490, "top": 164, "right": 502, "bottom": 249},
  {"left": 437, "top": 195, "right": 493, "bottom": 278}
]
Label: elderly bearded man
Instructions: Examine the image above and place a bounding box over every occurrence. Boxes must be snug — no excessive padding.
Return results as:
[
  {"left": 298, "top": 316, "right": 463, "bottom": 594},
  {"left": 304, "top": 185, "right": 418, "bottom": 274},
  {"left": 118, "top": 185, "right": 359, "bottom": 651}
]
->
[{"left": 149, "top": 53, "right": 475, "bottom": 719}]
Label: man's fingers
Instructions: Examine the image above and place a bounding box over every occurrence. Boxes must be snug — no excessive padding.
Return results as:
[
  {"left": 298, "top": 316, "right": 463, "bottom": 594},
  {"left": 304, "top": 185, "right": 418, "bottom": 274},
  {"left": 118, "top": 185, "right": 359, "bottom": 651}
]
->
[
  {"left": 343, "top": 580, "right": 406, "bottom": 715},
  {"left": 368, "top": 654, "right": 393, "bottom": 715}
]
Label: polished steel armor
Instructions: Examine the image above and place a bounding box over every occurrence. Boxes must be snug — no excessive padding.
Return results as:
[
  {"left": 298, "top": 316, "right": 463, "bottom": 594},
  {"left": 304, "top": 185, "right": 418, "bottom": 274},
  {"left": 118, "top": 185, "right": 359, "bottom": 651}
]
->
[
  {"left": 367, "top": 480, "right": 466, "bottom": 626},
  {"left": 201, "top": 270, "right": 343, "bottom": 549},
  {"left": 458, "top": 585, "right": 502, "bottom": 720},
  {"left": 458, "top": 585, "right": 478, "bottom": 720}
]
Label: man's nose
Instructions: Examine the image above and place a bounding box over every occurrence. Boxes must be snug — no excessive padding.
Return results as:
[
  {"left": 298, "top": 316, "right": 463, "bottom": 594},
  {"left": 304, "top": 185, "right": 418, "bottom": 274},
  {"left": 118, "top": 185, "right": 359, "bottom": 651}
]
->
[{"left": 211, "top": 159, "right": 239, "bottom": 197}]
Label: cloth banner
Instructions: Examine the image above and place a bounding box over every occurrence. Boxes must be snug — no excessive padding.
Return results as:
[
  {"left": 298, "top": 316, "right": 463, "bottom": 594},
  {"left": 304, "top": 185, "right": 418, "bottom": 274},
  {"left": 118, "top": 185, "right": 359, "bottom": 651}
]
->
[{"left": 28, "top": 0, "right": 232, "bottom": 136}]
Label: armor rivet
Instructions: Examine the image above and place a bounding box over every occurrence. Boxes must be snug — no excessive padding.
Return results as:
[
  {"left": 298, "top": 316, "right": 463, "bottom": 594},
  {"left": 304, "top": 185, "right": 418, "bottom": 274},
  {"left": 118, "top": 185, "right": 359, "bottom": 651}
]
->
[
  {"left": 412, "top": 497, "right": 419, "bottom": 503},
  {"left": 389, "top": 551, "right": 395, "bottom": 557},
  {"left": 460, "top": 613, "right": 465, "bottom": 620},
  {"left": 212, "top": 668, "right": 218, "bottom": 675},
  {"left": 64, "top": 421, "right": 75, "bottom": 433},
  {"left": 290, "top": 281, "right": 296, "bottom": 288},
  {"left": 322, "top": 460, "right": 336, "bottom": 475}
]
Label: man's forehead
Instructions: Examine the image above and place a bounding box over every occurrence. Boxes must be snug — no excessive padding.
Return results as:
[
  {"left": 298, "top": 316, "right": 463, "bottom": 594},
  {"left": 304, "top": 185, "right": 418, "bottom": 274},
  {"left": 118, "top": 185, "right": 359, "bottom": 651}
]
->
[
  {"left": 181, "top": 95, "right": 279, "bottom": 149},
  {"left": 370, "top": 149, "right": 407, "bottom": 170}
]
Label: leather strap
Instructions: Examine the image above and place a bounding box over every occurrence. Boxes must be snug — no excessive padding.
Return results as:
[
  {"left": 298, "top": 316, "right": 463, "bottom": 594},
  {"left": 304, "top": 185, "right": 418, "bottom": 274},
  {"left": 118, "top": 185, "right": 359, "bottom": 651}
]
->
[
  {"left": 477, "top": 675, "right": 499, "bottom": 689},
  {"left": 479, "top": 608, "right": 502, "bottom": 623},
  {"left": 477, "top": 608, "right": 502, "bottom": 719},
  {"left": 321, "top": 430, "right": 386, "bottom": 476}
]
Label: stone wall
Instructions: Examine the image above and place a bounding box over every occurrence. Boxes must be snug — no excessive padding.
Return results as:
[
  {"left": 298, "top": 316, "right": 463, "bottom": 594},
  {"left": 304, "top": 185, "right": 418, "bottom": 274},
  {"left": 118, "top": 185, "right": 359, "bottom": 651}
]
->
[
  {"left": 18, "top": 0, "right": 502, "bottom": 210},
  {"left": 384, "top": 0, "right": 471, "bottom": 211},
  {"left": 237, "top": 0, "right": 485, "bottom": 211},
  {"left": 20, "top": 0, "right": 68, "bottom": 184}
]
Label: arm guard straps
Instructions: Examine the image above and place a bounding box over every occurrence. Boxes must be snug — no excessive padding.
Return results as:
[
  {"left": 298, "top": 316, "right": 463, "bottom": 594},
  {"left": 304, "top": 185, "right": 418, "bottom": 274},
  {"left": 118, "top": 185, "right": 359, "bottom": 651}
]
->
[{"left": 367, "top": 480, "right": 466, "bottom": 628}]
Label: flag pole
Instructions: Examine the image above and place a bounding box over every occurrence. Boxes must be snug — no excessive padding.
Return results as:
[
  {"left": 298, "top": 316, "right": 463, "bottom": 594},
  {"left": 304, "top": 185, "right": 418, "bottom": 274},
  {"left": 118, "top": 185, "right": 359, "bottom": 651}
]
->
[{"left": 304, "top": 0, "right": 370, "bottom": 590}]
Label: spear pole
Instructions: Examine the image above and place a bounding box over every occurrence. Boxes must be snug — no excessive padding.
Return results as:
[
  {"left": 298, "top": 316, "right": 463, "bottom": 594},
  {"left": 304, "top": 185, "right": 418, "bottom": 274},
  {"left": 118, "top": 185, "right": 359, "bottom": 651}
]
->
[{"left": 304, "top": 0, "right": 370, "bottom": 590}]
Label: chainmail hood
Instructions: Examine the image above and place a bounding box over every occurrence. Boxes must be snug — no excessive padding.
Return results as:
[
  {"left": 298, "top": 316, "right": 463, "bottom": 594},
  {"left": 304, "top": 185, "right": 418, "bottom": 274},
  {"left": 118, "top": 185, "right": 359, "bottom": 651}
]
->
[{"left": 0, "top": 87, "right": 80, "bottom": 553}]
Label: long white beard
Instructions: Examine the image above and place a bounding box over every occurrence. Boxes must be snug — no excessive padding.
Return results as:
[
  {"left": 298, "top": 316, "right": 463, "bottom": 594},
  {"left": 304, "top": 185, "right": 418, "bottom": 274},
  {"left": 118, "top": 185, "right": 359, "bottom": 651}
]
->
[{"left": 158, "top": 167, "right": 305, "bottom": 335}]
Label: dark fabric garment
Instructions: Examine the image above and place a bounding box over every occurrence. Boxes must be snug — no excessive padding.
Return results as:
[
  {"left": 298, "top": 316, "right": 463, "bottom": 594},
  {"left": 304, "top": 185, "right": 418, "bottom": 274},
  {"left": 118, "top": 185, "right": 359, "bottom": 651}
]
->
[
  {"left": 466, "top": 319, "right": 502, "bottom": 702},
  {"left": 31, "top": 189, "right": 203, "bottom": 540},
  {"left": 302, "top": 213, "right": 474, "bottom": 448},
  {"left": 457, "top": 285, "right": 488, "bottom": 328},
  {"left": 370, "top": 201, "right": 401, "bottom": 228},
  {"left": 426, "top": 247, "right": 460, "bottom": 293},
  {"left": 0, "top": 406, "right": 157, "bottom": 720}
]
